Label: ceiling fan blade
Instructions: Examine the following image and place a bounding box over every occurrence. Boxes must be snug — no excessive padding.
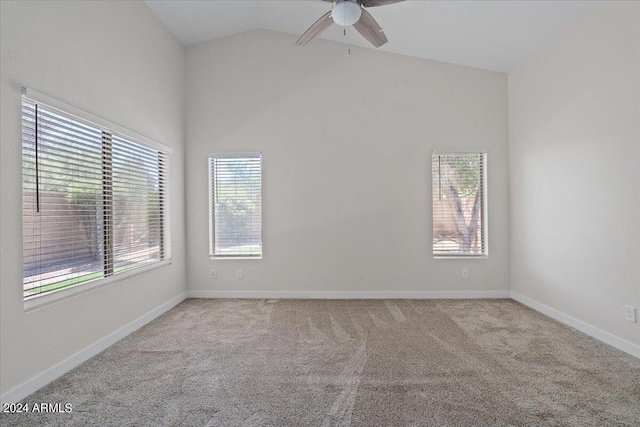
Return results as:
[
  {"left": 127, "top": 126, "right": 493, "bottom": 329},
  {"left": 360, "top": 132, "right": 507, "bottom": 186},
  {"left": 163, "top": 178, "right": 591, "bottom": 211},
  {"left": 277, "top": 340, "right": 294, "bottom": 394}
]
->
[
  {"left": 353, "top": 9, "right": 388, "bottom": 47},
  {"left": 361, "top": 0, "right": 405, "bottom": 7},
  {"left": 296, "top": 11, "right": 334, "bottom": 46}
]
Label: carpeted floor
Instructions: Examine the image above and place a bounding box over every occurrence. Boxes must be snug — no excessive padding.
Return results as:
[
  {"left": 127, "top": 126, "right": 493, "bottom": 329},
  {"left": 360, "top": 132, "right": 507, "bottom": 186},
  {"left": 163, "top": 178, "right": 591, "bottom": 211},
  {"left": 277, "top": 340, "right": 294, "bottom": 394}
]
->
[{"left": 2, "top": 298, "right": 639, "bottom": 426}]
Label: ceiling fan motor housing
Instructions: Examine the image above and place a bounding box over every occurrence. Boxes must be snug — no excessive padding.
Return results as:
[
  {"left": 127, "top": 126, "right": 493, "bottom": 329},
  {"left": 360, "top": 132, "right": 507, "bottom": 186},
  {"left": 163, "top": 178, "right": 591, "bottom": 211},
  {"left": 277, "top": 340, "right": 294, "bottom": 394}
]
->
[{"left": 332, "top": 0, "right": 362, "bottom": 26}]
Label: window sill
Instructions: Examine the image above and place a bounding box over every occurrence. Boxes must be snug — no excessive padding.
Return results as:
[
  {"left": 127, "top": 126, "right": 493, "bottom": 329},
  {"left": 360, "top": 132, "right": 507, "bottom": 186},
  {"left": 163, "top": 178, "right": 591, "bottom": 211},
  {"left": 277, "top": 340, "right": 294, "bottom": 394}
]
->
[
  {"left": 433, "top": 255, "right": 488, "bottom": 260},
  {"left": 23, "top": 259, "right": 171, "bottom": 313}
]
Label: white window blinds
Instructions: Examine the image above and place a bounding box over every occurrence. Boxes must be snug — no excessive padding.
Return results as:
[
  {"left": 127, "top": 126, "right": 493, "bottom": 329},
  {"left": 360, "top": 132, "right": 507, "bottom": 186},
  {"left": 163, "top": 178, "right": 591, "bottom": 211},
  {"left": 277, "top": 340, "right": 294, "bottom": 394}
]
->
[
  {"left": 432, "top": 151, "right": 487, "bottom": 257},
  {"left": 209, "top": 154, "right": 262, "bottom": 258},
  {"left": 111, "top": 134, "right": 168, "bottom": 274},
  {"left": 22, "top": 96, "right": 170, "bottom": 300}
]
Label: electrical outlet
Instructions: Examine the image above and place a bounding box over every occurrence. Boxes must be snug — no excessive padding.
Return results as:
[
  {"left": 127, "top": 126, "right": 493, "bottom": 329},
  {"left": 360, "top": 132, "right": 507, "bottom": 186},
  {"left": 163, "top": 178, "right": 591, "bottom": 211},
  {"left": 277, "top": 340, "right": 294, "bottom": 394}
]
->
[
  {"left": 210, "top": 270, "right": 217, "bottom": 279},
  {"left": 462, "top": 269, "right": 469, "bottom": 279},
  {"left": 625, "top": 305, "right": 637, "bottom": 323},
  {"left": 237, "top": 269, "right": 243, "bottom": 279}
]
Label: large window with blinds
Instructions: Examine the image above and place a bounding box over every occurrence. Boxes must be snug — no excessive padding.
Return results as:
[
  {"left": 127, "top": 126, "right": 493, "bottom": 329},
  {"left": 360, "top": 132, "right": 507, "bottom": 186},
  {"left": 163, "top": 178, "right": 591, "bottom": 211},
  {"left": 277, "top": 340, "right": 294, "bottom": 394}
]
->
[
  {"left": 22, "top": 93, "right": 170, "bottom": 300},
  {"left": 432, "top": 151, "right": 487, "bottom": 257},
  {"left": 209, "top": 154, "right": 262, "bottom": 258}
]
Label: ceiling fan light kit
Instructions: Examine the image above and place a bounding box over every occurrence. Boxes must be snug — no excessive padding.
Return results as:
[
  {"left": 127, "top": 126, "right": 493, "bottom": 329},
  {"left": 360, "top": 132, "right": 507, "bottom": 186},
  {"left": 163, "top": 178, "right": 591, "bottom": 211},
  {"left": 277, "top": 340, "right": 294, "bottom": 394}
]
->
[
  {"left": 332, "top": 0, "right": 362, "bottom": 26},
  {"left": 296, "top": 0, "right": 404, "bottom": 48}
]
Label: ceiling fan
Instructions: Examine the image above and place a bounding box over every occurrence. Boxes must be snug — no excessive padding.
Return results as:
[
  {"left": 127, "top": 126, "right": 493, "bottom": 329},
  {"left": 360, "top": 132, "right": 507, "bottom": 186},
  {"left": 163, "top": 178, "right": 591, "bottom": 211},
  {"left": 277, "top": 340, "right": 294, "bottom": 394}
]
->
[{"left": 296, "top": 0, "right": 404, "bottom": 48}]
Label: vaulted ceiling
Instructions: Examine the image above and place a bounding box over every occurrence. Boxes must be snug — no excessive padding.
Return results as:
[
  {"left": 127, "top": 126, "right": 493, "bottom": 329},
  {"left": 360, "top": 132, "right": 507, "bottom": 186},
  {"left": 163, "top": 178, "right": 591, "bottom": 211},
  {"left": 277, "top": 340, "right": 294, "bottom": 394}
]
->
[{"left": 145, "top": 1, "right": 596, "bottom": 73}]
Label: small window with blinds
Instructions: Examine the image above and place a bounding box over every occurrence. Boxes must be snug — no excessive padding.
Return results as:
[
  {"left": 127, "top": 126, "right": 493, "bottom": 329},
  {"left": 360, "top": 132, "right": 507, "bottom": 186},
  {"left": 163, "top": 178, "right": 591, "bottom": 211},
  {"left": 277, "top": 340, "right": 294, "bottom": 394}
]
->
[
  {"left": 432, "top": 151, "right": 487, "bottom": 257},
  {"left": 22, "top": 96, "right": 170, "bottom": 300},
  {"left": 209, "top": 154, "right": 262, "bottom": 258}
]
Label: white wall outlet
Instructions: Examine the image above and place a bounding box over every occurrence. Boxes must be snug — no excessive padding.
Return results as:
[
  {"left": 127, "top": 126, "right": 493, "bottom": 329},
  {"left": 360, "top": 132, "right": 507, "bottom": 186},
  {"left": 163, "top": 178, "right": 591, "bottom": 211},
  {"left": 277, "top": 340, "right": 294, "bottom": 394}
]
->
[
  {"left": 462, "top": 268, "right": 469, "bottom": 279},
  {"left": 624, "top": 305, "right": 637, "bottom": 323},
  {"left": 210, "top": 269, "right": 217, "bottom": 279},
  {"left": 237, "top": 269, "right": 243, "bottom": 279}
]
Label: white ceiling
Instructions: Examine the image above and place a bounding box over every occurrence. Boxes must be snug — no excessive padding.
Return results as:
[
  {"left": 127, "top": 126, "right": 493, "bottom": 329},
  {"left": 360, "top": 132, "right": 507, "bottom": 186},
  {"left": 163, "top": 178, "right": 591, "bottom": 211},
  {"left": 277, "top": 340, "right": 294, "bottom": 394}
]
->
[{"left": 145, "top": 0, "right": 596, "bottom": 73}]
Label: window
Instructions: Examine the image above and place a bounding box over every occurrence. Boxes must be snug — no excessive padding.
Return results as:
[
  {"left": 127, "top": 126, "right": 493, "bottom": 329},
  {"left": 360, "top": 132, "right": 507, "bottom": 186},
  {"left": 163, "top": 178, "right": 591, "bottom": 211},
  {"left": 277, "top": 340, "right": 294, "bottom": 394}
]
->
[
  {"left": 22, "top": 91, "right": 170, "bottom": 300},
  {"left": 432, "top": 151, "right": 487, "bottom": 257},
  {"left": 209, "top": 154, "right": 262, "bottom": 258}
]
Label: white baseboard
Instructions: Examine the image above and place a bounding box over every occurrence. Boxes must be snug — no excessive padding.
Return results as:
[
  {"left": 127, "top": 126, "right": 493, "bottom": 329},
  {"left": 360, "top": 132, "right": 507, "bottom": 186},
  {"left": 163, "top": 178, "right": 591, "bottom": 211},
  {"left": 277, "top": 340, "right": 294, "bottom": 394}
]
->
[
  {"left": 511, "top": 292, "right": 639, "bottom": 359},
  {"left": 0, "top": 292, "right": 187, "bottom": 405},
  {"left": 187, "top": 290, "right": 511, "bottom": 299}
]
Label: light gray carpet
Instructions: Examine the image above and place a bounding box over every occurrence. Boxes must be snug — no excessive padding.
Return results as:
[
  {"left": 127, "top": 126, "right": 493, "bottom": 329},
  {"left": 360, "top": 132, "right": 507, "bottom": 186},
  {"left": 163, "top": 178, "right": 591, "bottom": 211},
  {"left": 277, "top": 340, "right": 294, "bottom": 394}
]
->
[{"left": 2, "top": 299, "right": 639, "bottom": 426}]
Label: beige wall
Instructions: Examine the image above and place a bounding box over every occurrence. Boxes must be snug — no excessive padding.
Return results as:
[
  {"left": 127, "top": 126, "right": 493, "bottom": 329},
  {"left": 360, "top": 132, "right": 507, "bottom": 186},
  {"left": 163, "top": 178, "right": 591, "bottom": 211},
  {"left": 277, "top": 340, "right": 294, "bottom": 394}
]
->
[
  {"left": 509, "top": 1, "right": 640, "bottom": 345},
  {"left": 185, "top": 30, "right": 510, "bottom": 295},
  {"left": 0, "top": 1, "right": 186, "bottom": 396}
]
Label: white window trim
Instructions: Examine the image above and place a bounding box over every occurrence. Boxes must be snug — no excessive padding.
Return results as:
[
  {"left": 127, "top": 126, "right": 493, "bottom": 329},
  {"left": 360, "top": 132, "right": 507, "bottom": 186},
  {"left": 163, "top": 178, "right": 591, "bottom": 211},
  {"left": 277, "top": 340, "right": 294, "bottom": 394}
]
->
[
  {"left": 22, "top": 88, "right": 172, "bottom": 154},
  {"left": 22, "top": 88, "right": 172, "bottom": 309},
  {"left": 432, "top": 149, "right": 489, "bottom": 259},
  {"left": 208, "top": 152, "right": 263, "bottom": 260},
  {"left": 432, "top": 148, "right": 487, "bottom": 154},
  {"left": 24, "top": 260, "right": 171, "bottom": 313}
]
